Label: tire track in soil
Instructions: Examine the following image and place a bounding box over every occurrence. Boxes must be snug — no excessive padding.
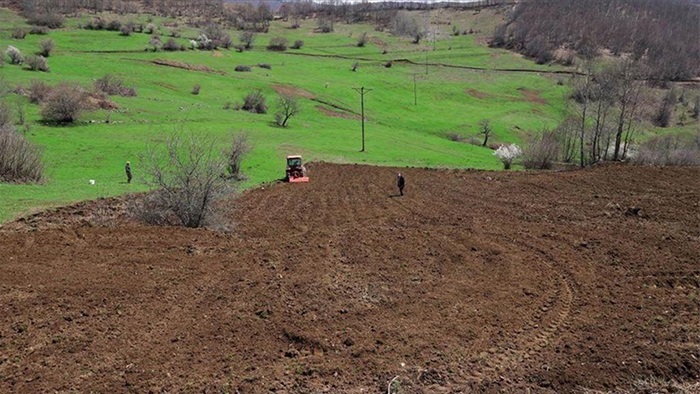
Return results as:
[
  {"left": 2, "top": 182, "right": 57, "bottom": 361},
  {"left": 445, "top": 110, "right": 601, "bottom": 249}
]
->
[{"left": 386, "top": 195, "right": 575, "bottom": 382}]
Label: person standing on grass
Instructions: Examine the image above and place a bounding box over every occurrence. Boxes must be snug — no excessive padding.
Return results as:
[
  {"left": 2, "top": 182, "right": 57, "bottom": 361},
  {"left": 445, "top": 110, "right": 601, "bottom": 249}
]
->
[
  {"left": 397, "top": 172, "right": 405, "bottom": 196},
  {"left": 125, "top": 161, "right": 132, "bottom": 184}
]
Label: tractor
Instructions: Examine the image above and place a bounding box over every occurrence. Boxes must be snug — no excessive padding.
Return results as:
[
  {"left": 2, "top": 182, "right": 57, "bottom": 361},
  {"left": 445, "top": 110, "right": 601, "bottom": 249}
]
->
[{"left": 285, "top": 155, "right": 309, "bottom": 183}]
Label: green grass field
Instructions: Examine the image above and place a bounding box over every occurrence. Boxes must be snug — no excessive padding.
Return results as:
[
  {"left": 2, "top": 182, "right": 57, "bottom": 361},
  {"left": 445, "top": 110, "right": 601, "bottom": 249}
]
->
[{"left": 0, "top": 8, "right": 693, "bottom": 223}]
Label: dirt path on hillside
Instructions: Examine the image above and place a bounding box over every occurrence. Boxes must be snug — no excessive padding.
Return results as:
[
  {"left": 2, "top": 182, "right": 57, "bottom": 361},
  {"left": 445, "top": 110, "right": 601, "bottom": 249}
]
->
[{"left": 1, "top": 163, "right": 698, "bottom": 393}]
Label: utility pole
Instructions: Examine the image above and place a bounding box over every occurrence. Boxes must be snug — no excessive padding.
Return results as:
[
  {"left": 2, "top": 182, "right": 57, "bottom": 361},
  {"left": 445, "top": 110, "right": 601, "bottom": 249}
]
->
[{"left": 352, "top": 86, "right": 373, "bottom": 152}]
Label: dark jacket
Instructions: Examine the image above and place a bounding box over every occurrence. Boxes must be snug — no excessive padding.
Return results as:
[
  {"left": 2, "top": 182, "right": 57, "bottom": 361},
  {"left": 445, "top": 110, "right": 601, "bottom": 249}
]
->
[{"left": 397, "top": 175, "right": 405, "bottom": 188}]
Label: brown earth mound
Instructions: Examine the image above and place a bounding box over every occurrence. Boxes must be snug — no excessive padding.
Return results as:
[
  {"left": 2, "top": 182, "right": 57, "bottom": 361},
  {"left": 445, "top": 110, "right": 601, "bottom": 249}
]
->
[
  {"left": 316, "top": 105, "right": 359, "bottom": 119},
  {"left": 151, "top": 59, "right": 226, "bottom": 75},
  {"left": 517, "top": 87, "right": 547, "bottom": 105},
  {"left": 271, "top": 84, "right": 315, "bottom": 99},
  {"left": 1, "top": 163, "right": 699, "bottom": 393}
]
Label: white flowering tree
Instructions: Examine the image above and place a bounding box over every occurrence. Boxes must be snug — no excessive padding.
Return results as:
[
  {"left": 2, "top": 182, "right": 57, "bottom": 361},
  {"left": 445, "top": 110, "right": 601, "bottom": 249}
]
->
[
  {"left": 6, "top": 46, "right": 23, "bottom": 65},
  {"left": 493, "top": 144, "right": 522, "bottom": 170}
]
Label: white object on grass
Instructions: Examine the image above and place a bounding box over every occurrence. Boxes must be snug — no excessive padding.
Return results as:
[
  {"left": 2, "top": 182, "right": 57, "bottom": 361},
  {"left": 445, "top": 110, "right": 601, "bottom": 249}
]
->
[{"left": 89, "top": 179, "right": 95, "bottom": 185}]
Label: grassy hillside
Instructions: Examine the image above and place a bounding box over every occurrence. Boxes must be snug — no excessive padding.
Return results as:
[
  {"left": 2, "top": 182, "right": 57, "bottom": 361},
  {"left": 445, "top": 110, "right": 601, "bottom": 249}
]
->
[{"left": 0, "top": 8, "right": 625, "bottom": 222}]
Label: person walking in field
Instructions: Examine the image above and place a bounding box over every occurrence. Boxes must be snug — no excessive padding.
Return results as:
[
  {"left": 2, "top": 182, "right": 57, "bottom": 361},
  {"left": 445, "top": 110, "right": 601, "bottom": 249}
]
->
[
  {"left": 397, "top": 172, "right": 405, "bottom": 196},
  {"left": 125, "top": 161, "right": 132, "bottom": 184}
]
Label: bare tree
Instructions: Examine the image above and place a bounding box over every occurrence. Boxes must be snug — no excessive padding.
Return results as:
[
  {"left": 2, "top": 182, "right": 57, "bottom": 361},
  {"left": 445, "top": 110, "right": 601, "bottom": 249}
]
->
[
  {"left": 136, "top": 132, "right": 233, "bottom": 228},
  {"left": 575, "top": 60, "right": 594, "bottom": 168},
  {"left": 223, "top": 131, "right": 252, "bottom": 180},
  {"left": 0, "top": 123, "right": 44, "bottom": 183},
  {"left": 239, "top": 31, "right": 255, "bottom": 50},
  {"left": 477, "top": 119, "right": 493, "bottom": 147},
  {"left": 275, "top": 94, "right": 300, "bottom": 127}
]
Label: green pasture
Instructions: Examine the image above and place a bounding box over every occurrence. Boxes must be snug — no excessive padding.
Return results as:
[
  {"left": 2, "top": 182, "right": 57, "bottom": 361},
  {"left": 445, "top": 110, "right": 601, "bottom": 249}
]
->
[{"left": 0, "top": 8, "right": 589, "bottom": 222}]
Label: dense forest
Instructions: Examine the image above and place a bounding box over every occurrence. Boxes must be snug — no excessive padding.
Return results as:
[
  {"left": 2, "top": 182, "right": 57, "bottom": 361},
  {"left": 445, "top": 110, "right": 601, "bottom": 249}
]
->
[{"left": 491, "top": 0, "right": 700, "bottom": 82}]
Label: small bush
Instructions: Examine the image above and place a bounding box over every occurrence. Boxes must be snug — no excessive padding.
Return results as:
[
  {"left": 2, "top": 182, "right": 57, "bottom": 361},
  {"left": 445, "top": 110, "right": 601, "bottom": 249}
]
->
[
  {"left": 94, "top": 74, "right": 137, "bottom": 97},
  {"left": 24, "top": 55, "right": 49, "bottom": 72},
  {"left": 258, "top": 63, "right": 271, "bottom": 70},
  {"left": 6, "top": 46, "right": 23, "bottom": 65},
  {"left": 191, "top": 84, "right": 201, "bottom": 95},
  {"left": 28, "top": 80, "right": 51, "bottom": 103},
  {"left": 120, "top": 25, "right": 133, "bottom": 36},
  {"left": 145, "top": 23, "right": 157, "bottom": 34},
  {"left": 29, "top": 26, "right": 48, "bottom": 35},
  {"left": 0, "top": 126, "right": 44, "bottom": 183},
  {"left": 0, "top": 101, "right": 12, "bottom": 128},
  {"left": 235, "top": 65, "right": 251, "bottom": 72},
  {"left": 11, "top": 29, "right": 27, "bottom": 39},
  {"left": 493, "top": 144, "right": 522, "bottom": 170},
  {"left": 162, "top": 38, "right": 180, "bottom": 51},
  {"left": 632, "top": 133, "right": 700, "bottom": 166},
  {"left": 106, "top": 20, "right": 122, "bottom": 32},
  {"left": 384, "top": 61, "right": 393, "bottom": 68},
  {"left": 291, "top": 40, "right": 304, "bottom": 50},
  {"left": 317, "top": 16, "right": 333, "bottom": 33},
  {"left": 40, "top": 83, "right": 86, "bottom": 124},
  {"left": 522, "top": 130, "right": 559, "bottom": 169},
  {"left": 351, "top": 62, "right": 359, "bottom": 72},
  {"left": 267, "top": 37, "right": 287, "bottom": 51},
  {"left": 242, "top": 90, "right": 267, "bottom": 114},
  {"left": 148, "top": 35, "right": 162, "bottom": 52},
  {"left": 446, "top": 132, "right": 465, "bottom": 142},
  {"left": 39, "top": 39, "right": 55, "bottom": 57},
  {"left": 26, "top": 13, "right": 64, "bottom": 28},
  {"left": 357, "top": 32, "right": 368, "bottom": 47}
]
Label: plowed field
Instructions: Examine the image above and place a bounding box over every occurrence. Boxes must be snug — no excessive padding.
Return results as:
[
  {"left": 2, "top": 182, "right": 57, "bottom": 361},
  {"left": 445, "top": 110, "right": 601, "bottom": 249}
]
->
[{"left": 1, "top": 163, "right": 699, "bottom": 393}]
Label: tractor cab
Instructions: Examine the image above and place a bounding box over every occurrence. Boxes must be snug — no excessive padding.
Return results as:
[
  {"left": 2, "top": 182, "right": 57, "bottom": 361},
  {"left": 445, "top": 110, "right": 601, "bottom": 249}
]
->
[{"left": 285, "top": 155, "right": 309, "bottom": 183}]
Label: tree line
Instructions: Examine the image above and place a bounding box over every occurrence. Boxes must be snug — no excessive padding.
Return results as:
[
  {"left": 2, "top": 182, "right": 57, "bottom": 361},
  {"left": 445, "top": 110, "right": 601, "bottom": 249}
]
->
[{"left": 491, "top": 0, "right": 700, "bottom": 82}]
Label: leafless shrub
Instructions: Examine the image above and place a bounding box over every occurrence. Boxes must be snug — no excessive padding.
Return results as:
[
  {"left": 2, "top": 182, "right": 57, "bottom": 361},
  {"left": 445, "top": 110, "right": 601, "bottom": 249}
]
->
[
  {"left": 6, "top": 46, "right": 23, "bottom": 65},
  {"left": 392, "top": 11, "right": 422, "bottom": 43},
  {"left": 317, "top": 16, "right": 334, "bottom": 33},
  {"left": 26, "top": 13, "right": 64, "bottom": 28},
  {"left": 133, "top": 132, "right": 234, "bottom": 229},
  {"left": 28, "top": 79, "right": 52, "bottom": 103},
  {"left": 0, "top": 125, "right": 44, "bottom": 183},
  {"left": 258, "top": 63, "right": 271, "bottom": 70},
  {"left": 223, "top": 131, "right": 252, "bottom": 180},
  {"left": 191, "top": 84, "right": 201, "bottom": 95},
  {"left": 477, "top": 119, "right": 493, "bottom": 147},
  {"left": 693, "top": 95, "right": 700, "bottom": 120},
  {"left": 351, "top": 62, "right": 359, "bottom": 72},
  {"left": 446, "top": 132, "right": 465, "bottom": 142},
  {"left": 632, "top": 132, "right": 700, "bottom": 166},
  {"left": 40, "top": 83, "right": 86, "bottom": 124},
  {"left": 235, "top": 65, "right": 251, "bottom": 72},
  {"left": 242, "top": 90, "right": 267, "bottom": 114},
  {"left": 522, "top": 130, "right": 560, "bottom": 169},
  {"left": 148, "top": 35, "right": 162, "bottom": 52},
  {"left": 145, "top": 23, "right": 157, "bottom": 34},
  {"left": 239, "top": 31, "right": 255, "bottom": 49},
  {"left": 0, "top": 101, "right": 12, "bottom": 128},
  {"left": 94, "top": 74, "right": 137, "bottom": 97},
  {"left": 357, "top": 32, "right": 368, "bottom": 47},
  {"left": 162, "top": 38, "right": 180, "bottom": 51},
  {"left": 24, "top": 55, "right": 49, "bottom": 72},
  {"left": 39, "top": 39, "right": 55, "bottom": 57},
  {"left": 12, "top": 28, "right": 27, "bottom": 39},
  {"left": 120, "top": 25, "right": 133, "bottom": 36},
  {"left": 655, "top": 88, "right": 677, "bottom": 127},
  {"left": 29, "top": 26, "right": 48, "bottom": 35},
  {"left": 274, "top": 94, "right": 300, "bottom": 127},
  {"left": 106, "top": 20, "right": 122, "bottom": 31},
  {"left": 200, "top": 24, "right": 232, "bottom": 49},
  {"left": 291, "top": 40, "right": 304, "bottom": 49},
  {"left": 267, "top": 37, "right": 287, "bottom": 51}
]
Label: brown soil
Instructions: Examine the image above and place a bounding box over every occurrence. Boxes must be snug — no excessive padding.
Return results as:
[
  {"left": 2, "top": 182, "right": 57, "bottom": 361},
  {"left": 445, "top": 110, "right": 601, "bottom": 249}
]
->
[
  {"left": 151, "top": 59, "right": 226, "bottom": 75},
  {"left": 465, "top": 88, "right": 493, "bottom": 100},
  {"left": 517, "top": 87, "right": 548, "bottom": 105},
  {"left": 1, "top": 163, "right": 699, "bottom": 393},
  {"left": 271, "top": 84, "right": 315, "bottom": 99},
  {"left": 316, "top": 105, "right": 359, "bottom": 119}
]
